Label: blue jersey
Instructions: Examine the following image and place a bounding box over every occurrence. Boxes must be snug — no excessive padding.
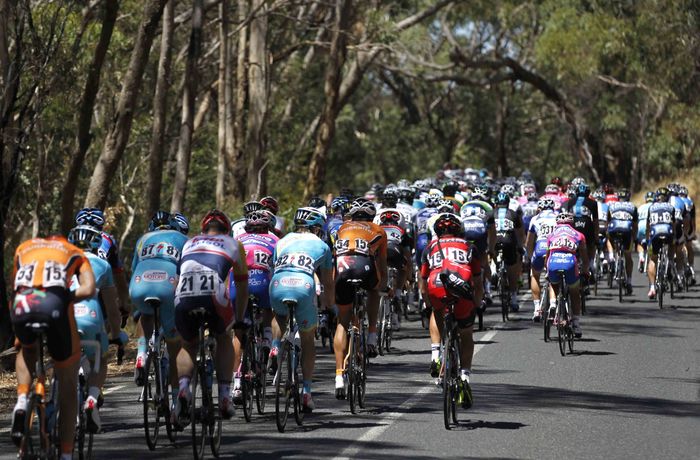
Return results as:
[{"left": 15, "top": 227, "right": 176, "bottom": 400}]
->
[
  {"left": 607, "top": 201, "right": 637, "bottom": 233},
  {"left": 647, "top": 202, "right": 675, "bottom": 239},
  {"left": 74, "top": 252, "right": 113, "bottom": 356},
  {"left": 669, "top": 195, "right": 687, "bottom": 221},
  {"left": 521, "top": 201, "right": 539, "bottom": 230},
  {"left": 414, "top": 208, "right": 439, "bottom": 236},
  {"left": 273, "top": 232, "right": 332, "bottom": 277},
  {"left": 132, "top": 229, "right": 188, "bottom": 270},
  {"left": 327, "top": 215, "right": 344, "bottom": 245}
]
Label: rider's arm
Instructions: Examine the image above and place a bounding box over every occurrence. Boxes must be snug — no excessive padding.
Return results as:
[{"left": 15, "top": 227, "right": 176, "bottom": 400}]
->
[
  {"left": 101, "top": 285, "right": 122, "bottom": 340},
  {"left": 578, "top": 240, "right": 590, "bottom": 275},
  {"left": 525, "top": 230, "right": 535, "bottom": 259},
  {"left": 319, "top": 267, "right": 335, "bottom": 309},
  {"left": 74, "top": 259, "right": 96, "bottom": 301},
  {"left": 232, "top": 241, "right": 249, "bottom": 322},
  {"left": 376, "top": 231, "right": 389, "bottom": 291}
]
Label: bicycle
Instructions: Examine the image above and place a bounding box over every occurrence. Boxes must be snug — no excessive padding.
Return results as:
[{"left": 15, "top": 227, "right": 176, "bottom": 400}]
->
[
  {"left": 541, "top": 279, "right": 553, "bottom": 342},
  {"left": 611, "top": 233, "right": 628, "bottom": 303},
  {"left": 17, "top": 322, "right": 60, "bottom": 460},
  {"left": 76, "top": 337, "right": 101, "bottom": 460},
  {"left": 187, "top": 308, "right": 222, "bottom": 460},
  {"left": 274, "top": 300, "right": 304, "bottom": 432},
  {"left": 553, "top": 270, "right": 574, "bottom": 356},
  {"left": 377, "top": 268, "right": 398, "bottom": 355},
  {"left": 494, "top": 246, "right": 509, "bottom": 322},
  {"left": 240, "top": 296, "right": 268, "bottom": 421},
  {"left": 655, "top": 236, "right": 673, "bottom": 309},
  {"left": 343, "top": 279, "right": 368, "bottom": 414}
]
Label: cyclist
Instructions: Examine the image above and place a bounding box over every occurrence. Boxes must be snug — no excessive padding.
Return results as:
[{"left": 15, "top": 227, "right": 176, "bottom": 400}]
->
[
  {"left": 603, "top": 183, "right": 618, "bottom": 204},
  {"left": 521, "top": 191, "right": 540, "bottom": 231},
  {"left": 561, "top": 183, "right": 598, "bottom": 279},
  {"left": 668, "top": 184, "right": 690, "bottom": 287},
  {"left": 75, "top": 207, "right": 131, "bottom": 325},
  {"left": 68, "top": 225, "right": 126, "bottom": 432},
  {"left": 636, "top": 191, "right": 654, "bottom": 272},
  {"left": 333, "top": 198, "right": 388, "bottom": 398},
  {"left": 261, "top": 196, "right": 286, "bottom": 237},
  {"left": 230, "top": 210, "right": 279, "bottom": 403},
  {"left": 231, "top": 201, "right": 264, "bottom": 238},
  {"left": 172, "top": 210, "right": 249, "bottom": 425},
  {"left": 493, "top": 192, "right": 523, "bottom": 311},
  {"left": 460, "top": 185, "right": 496, "bottom": 304},
  {"left": 327, "top": 196, "right": 350, "bottom": 246},
  {"left": 543, "top": 184, "right": 564, "bottom": 210},
  {"left": 526, "top": 197, "right": 558, "bottom": 321},
  {"left": 679, "top": 186, "right": 696, "bottom": 284},
  {"left": 607, "top": 188, "right": 637, "bottom": 295},
  {"left": 10, "top": 234, "right": 96, "bottom": 460},
  {"left": 593, "top": 188, "right": 611, "bottom": 273},
  {"left": 130, "top": 211, "right": 188, "bottom": 405},
  {"left": 396, "top": 183, "right": 418, "bottom": 222},
  {"left": 646, "top": 188, "right": 676, "bottom": 299},
  {"left": 545, "top": 211, "right": 589, "bottom": 338},
  {"left": 269, "top": 207, "right": 334, "bottom": 412},
  {"left": 173, "top": 211, "right": 191, "bottom": 235},
  {"left": 419, "top": 213, "right": 482, "bottom": 408}
]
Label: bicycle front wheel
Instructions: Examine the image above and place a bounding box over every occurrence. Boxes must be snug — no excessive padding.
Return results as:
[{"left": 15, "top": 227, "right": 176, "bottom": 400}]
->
[
  {"left": 275, "top": 343, "right": 291, "bottom": 432},
  {"left": 442, "top": 335, "right": 456, "bottom": 429},
  {"left": 190, "top": 365, "right": 207, "bottom": 460},
  {"left": 20, "top": 394, "right": 42, "bottom": 459},
  {"left": 347, "top": 331, "right": 357, "bottom": 414},
  {"left": 242, "top": 338, "right": 255, "bottom": 423},
  {"left": 254, "top": 339, "right": 268, "bottom": 415},
  {"left": 143, "top": 351, "right": 162, "bottom": 450}
]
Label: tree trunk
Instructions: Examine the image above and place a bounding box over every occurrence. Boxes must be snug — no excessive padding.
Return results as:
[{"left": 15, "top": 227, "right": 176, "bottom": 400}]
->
[
  {"left": 495, "top": 86, "right": 508, "bottom": 177},
  {"left": 60, "top": 0, "right": 119, "bottom": 233},
  {"left": 146, "top": 0, "right": 175, "bottom": 218},
  {"left": 84, "top": 0, "right": 168, "bottom": 208},
  {"left": 215, "top": 0, "right": 229, "bottom": 207},
  {"left": 245, "top": 0, "right": 268, "bottom": 200},
  {"left": 170, "top": 0, "right": 204, "bottom": 212},
  {"left": 303, "top": 0, "right": 354, "bottom": 201},
  {"left": 230, "top": 0, "right": 248, "bottom": 200}
]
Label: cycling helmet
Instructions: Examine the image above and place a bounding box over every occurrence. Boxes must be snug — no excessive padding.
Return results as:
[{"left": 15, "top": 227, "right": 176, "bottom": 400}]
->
[
  {"left": 500, "top": 184, "right": 516, "bottom": 198},
  {"left": 537, "top": 197, "right": 556, "bottom": 211},
  {"left": 617, "top": 188, "right": 631, "bottom": 201},
  {"left": 396, "top": 179, "right": 411, "bottom": 189},
  {"left": 294, "top": 207, "right": 326, "bottom": 229},
  {"left": 425, "top": 193, "right": 441, "bottom": 208},
  {"left": 434, "top": 213, "right": 463, "bottom": 237},
  {"left": 348, "top": 198, "right": 377, "bottom": 220},
  {"left": 75, "top": 207, "right": 105, "bottom": 230},
  {"left": 331, "top": 196, "right": 350, "bottom": 214},
  {"left": 550, "top": 176, "right": 563, "bottom": 187},
  {"left": 246, "top": 210, "right": 276, "bottom": 230},
  {"left": 576, "top": 183, "right": 590, "bottom": 197},
  {"left": 556, "top": 211, "right": 574, "bottom": 225},
  {"left": 571, "top": 177, "right": 586, "bottom": 187},
  {"left": 644, "top": 191, "right": 655, "bottom": 203},
  {"left": 378, "top": 209, "right": 404, "bottom": 227},
  {"left": 148, "top": 210, "right": 175, "bottom": 232},
  {"left": 339, "top": 187, "right": 355, "bottom": 199},
  {"left": 436, "top": 200, "right": 455, "bottom": 213},
  {"left": 603, "top": 183, "right": 615, "bottom": 194},
  {"left": 521, "top": 183, "right": 536, "bottom": 196},
  {"left": 495, "top": 192, "right": 510, "bottom": 206},
  {"left": 527, "top": 191, "right": 539, "bottom": 202},
  {"left": 442, "top": 181, "right": 460, "bottom": 197},
  {"left": 655, "top": 187, "right": 670, "bottom": 202},
  {"left": 472, "top": 185, "right": 489, "bottom": 201},
  {"left": 667, "top": 183, "right": 679, "bottom": 195},
  {"left": 243, "top": 201, "right": 263, "bottom": 216},
  {"left": 260, "top": 196, "right": 279, "bottom": 214},
  {"left": 592, "top": 189, "right": 604, "bottom": 201},
  {"left": 544, "top": 184, "right": 560, "bottom": 194},
  {"left": 679, "top": 186, "right": 689, "bottom": 197},
  {"left": 307, "top": 196, "right": 326, "bottom": 210},
  {"left": 370, "top": 183, "right": 384, "bottom": 196},
  {"left": 397, "top": 186, "right": 414, "bottom": 202},
  {"left": 68, "top": 225, "right": 102, "bottom": 252},
  {"left": 201, "top": 209, "right": 231, "bottom": 233},
  {"left": 381, "top": 187, "right": 399, "bottom": 207},
  {"left": 172, "top": 212, "right": 190, "bottom": 235}
]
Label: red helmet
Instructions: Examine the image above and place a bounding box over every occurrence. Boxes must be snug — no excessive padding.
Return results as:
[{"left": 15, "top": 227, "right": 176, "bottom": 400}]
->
[
  {"left": 260, "top": 196, "right": 279, "bottom": 215},
  {"left": 434, "top": 213, "right": 463, "bottom": 237},
  {"left": 201, "top": 209, "right": 231, "bottom": 233}
]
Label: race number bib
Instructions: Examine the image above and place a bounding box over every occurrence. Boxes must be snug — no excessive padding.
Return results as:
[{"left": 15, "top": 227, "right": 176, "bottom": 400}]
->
[
  {"left": 14, "top": 262, "right": 37, "bottom": 289},
  {"left": 428, "top": 247, "right": 470, "bottom": 269},
  {"left": 177, "top": 269, "right": 219, "bottom": 297},
  {"left": 649, "top": 211, "right": 672, "bottom": 225},
  {"left": 334, "top": 238, "right": 369, "bottom": 256},
  {"left": 140, "top": 242, "right": 181, "bottom": 261},
  {"left": 274, "top": 252, "right": 315, "bottom": 274},
  {"left": 496, "top": 219, "right": 514, "bottom": 232},
  {"left": 42, "top": 261, "right": 68, "bottom": 288},
  {"left": 253, "top": 250, "right": 272, "bottom": 269}
]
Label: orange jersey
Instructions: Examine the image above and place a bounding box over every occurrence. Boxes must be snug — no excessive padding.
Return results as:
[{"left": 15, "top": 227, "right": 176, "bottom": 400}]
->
[
  {"left": 334, "top": 221, "right": 387, "bottom": 259},
  {"left": 13, "top": 236, "right": 91, "bottom": 292}
]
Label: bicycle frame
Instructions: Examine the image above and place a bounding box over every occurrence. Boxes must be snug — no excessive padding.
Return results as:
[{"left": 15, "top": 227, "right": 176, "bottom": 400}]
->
[{"left": 274, "top": 300, "right": 303, "bottom": 432}]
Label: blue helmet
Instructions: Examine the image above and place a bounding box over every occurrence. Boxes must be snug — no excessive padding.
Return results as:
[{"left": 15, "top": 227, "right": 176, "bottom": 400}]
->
[
  {"left": 75, "top": 207, "right": 105, "bottom": 230},
  {"left": 68, "top": 225, "right": 102, "bottom": 253},
  {"left": 148, "top": 210, "right": 176, "bottom": 232},
  {"left": 172, "top": 212, "right": 190, "bottom": 235},
  {"left": 294, "top": 207, "right": 326, "bottom": 229},
  {"left": 331, "top": 196, "right": 350, "bottom": 214}
]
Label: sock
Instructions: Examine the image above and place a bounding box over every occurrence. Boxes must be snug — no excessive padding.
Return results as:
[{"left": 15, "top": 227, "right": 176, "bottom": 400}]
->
[
  {"left": 367, "top": 332, "right": 377, "bottom": 346},
  {"left": 533, "top": 299, "right": 541, "bottom": 311},
  {"left": 218, "top": 381, "right": 230, "bottom": 401},
  {"left": 263, "top": 327, "right": 272, "bottom": 344},
  {"left": 178, "top": 376, "right": 190, "bottom": 394},
  {"left": 336, "top": 368, "right": 343, "bottom": 376},
  {"left": 271, "top": 339, "right": 281, "bottom": 350},
  {"left": 302, "top": 380, "right": 312, "bottom": 394},
  {"left": 431, "top": 343, "right": 440, "bottom": 361},
  {"left": 233, "top": 374, "right": 241, "bottom": 389},
  {"left": 459, "top": 368, "right": 471, "bottom": 381},
  {"left": 137, "top": 336, "right": 147, "bottom": 358},
  {"left": 15, "top": 393, "right": 27, "bottom": 412}
]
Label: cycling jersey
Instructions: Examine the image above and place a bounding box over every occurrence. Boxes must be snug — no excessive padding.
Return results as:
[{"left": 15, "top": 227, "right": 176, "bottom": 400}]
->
[
  {"left": 326, "top": 215, "right": 345, "bottom": 246},
  {"left": 231, "top": 232, "right": 279, "bottom": 309},
  {"left": 231, "top": 218, "right": 247, "bottom": 239},
  {"left": 12, "top": 237, "right": 92, "bottom": 367},
  {"left": 130, "top": 229, "right": 188, "bottom": 338},
  {"left": 74, "top": 253, "right": 113, "bottom": 359},
  {"left": 637, "top": 202, "right": 651, "bottom": 243},
  {"left": 270, "top": 232, "right": 332, "bottom": 331},
  {"left": 528, "top": 209, "right": 558, "bottom": 271},
  {"left": 521, "top": 200, "right": 539, "bottom": 231},
  {"left": 597, "top": 201, "right": 609, "bottom": 233},
  {"left": 647, "top": 202, "right": 675, "bottom": 254},
  {"left": 413, "top": 207, "right": 439, "bottom": 265},
  {"left": 334, "top": 221, "right": 387, "bottom": 260},
  {"left": 494, "top": 206, "right": 522, "bottom": 266},
  {"left": 562, "top": 196, "right": 598, "bottom": 245},
  {"left": 460, "top": 200, "right": 494, "bottom": 255},
  {"left": 175, "top": 234, "right": 248, "bottom": 341},
  {"left": 604, "top": 194, "right": 619, "bottom": 204},
  {"left": 98, "top": 231, "right": 124, "bottom": 274},
  {"left": 546, "top": 225, "right": 585, "bottom": 286}
]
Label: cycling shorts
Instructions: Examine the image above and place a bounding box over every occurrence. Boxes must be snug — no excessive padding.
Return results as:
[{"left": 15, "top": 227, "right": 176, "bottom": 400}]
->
[
  {"left": 531, "top": 239, "right": 549, "bottom": 272},
  {"left": 573, "top": 218, "right": 595, "bottom": 247},
  {"left": 674, "top": 222, "right": 685, "bottom": 244},
  {"left": 546, "top": 252, "right": 579, "bottom": 286},
  {"left": 230, "top": 269, "right": 271, "bottom": 310},
  {"left": 609, "top": 229, "right": 633, "bottom": 252},
  {"left": 175, "top": 294, "right": 233, "bottom": 342},
  {"left": 12, "top": 287, "right": 79, "bottom": 367},
  {"left": 74, "top": 300, "right": 108, "bottom": 360},
  {"left": 130, "top": 263, "right": 179, "bottom": 338},
  {"left": 387, "top": 242, "right": 407, "bottom": 270},
  {"left": 335, "top": 255, "right": 379, "bottom": 305},
  {"left": 269, "top": 272, "right": 318, "bottom": 332},
  {"left": 649, "top": 233, "right": 673, "bottom": 257},
  {"left": 426, "top": 270, "right": 475, "bottom": 328},
  {"left": 415, "top": 233, "right": 430, "bottom": 266},
  {"left": 495, "top": 241, "right": 518, "bottom": 266},
  {"left": 464, "top": 231, "right": 487, "bottom": 256}
]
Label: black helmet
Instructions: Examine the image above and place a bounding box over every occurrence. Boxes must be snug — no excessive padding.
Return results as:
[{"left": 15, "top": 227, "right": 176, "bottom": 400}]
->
[{"left": 434, "top": 213, "right": 463, "bottom": 237}]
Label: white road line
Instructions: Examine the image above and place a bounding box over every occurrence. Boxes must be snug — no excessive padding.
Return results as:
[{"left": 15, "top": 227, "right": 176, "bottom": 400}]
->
[
  {"left": 332, "top": 329, "right": 499, "bottom": 460},
  {"left": 0, "top": 427, "right": 9, "bottom": 434},
  {"left": 103, "top": 384, "right": 125, "bottom": 395}
]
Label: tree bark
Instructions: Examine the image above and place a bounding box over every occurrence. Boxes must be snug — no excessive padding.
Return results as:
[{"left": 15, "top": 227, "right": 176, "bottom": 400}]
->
[
  {"left": 230, "top": 0, "right": 248, "bottom": 200},
  {"left": 245, "top": 0, "right": 268, "bottom": 200},
  {"left": 146, "top": 0, "right": 175, "bottom": 218},
  {"left": 170, "top": 0, "right": 204, "bottom": 212},
  {"left": 84, "top": 0, "right": 168, "bottom": 208},
  {"left": 303, "top": 0, "right": 354, "bottom": 201},
  {"left": 60, "top": 0, "right": 119, "bottom": 233},
  {"left": 216, "top": 0, "right": 229, "bottom": 207}
]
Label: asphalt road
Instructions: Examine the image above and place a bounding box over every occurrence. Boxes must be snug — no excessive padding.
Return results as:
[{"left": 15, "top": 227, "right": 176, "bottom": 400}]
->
[{"left": 2, "top": 250, "right": 699, "bottom": 459}]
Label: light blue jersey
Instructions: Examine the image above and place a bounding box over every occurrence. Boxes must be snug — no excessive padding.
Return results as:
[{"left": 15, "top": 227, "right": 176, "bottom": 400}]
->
[
  {"left": 272, "top": 233, "right": 332, "bottom": 276},
  {"left": 74, "top": 253, "right": 113, "bottom": 358},
  {"left": 637, "top": 202, "right": 651, "bottom": 242},
  {"left": 130, "top": 229, "right": 188, "bottom": 338}
]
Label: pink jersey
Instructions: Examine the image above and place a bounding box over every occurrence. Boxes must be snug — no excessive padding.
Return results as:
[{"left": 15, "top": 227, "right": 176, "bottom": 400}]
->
[
  {"left": 543, "top": 192, "right": 564, "bottom": 210},
  {"left": 546, "top": 224, "right": 585, "bottom": 255},
  {"left": 236, "top": 232, "right": 279, "bottom": 272},
  {"left": 516, "top": 196, "right": 528, "bottom": 206}
]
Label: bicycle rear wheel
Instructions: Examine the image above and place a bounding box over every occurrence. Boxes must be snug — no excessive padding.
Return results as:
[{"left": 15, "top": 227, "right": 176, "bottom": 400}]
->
[
  {"left": 242, "top": 338, "right": 254, "bottom": 422},
  {"left": 143, "top": 351, "right": 161, "bottom": 450},
  {"left": 190, "top": 364, "right": 207, "bottom": 460},
  {"left": 556, "top": 295, "right": 566, "bottom": 356},
  {"left": 293, "top": 346, "right": 304, "bottom": 426},
  {"left": 499, "top": 274, "right": 509, "bottom": 322},
  {"left": 347, "top": 331, "right": 358, "bottom": 414},
  {"left": 20, "top": 393, "right": 42, "bottom": 459},
  {"left": 208, "top": 391, "right": 222, "bottom": 457},
  {"left": 358, "top": 324, "right": 367, "bottom": 409},
  {"left": 254, "top": 338, "right": 267, "bottom": 415},
  {"left": 617, "top": 254, "right": 624, "bottom": 303},
  {"left": 377, "top": 299, "right": 387, "bottom": 356},
  {"left": 274, "top": 343, "right": 291, "bottom": 432},
  {"left": 442, "top": 334, "right": 456, "bottom": 430}
]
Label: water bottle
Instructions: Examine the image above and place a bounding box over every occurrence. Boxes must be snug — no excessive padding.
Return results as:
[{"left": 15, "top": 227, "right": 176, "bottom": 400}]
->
[
  {"left": 205, "top": 358, "right": 214, "bottom": 391},
  {"left": 292, "top": 328, "right": 301, "bottom": 369}
]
